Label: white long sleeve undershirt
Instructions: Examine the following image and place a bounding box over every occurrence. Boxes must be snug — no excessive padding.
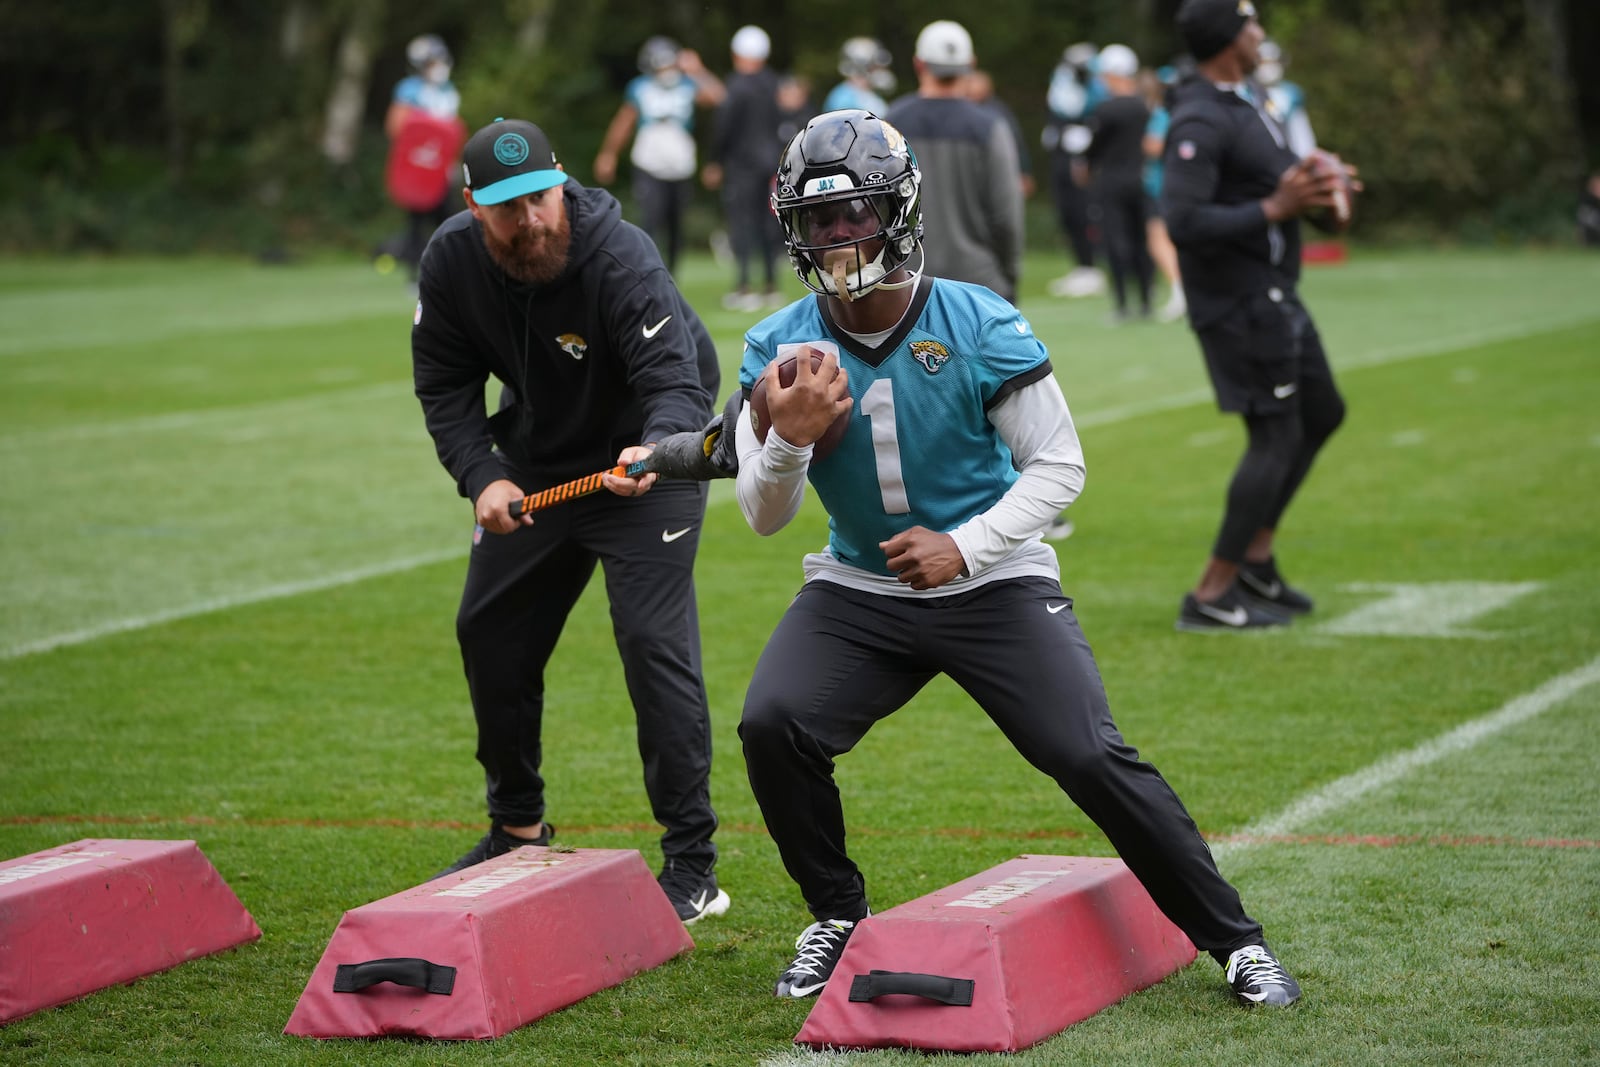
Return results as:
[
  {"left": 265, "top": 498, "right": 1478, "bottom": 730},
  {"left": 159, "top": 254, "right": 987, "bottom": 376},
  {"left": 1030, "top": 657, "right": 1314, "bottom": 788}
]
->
[{"left": 734, "top": 374, "right": 1086, "bottom": 596}]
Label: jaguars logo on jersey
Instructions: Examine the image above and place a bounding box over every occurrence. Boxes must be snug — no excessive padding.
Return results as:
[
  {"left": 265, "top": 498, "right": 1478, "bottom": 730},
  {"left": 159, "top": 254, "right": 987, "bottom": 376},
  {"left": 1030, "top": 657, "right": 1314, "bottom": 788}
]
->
[
  {"left": 909, "top": 340, "right": 952, "bottom": 374},
  {"left": 556, "top": 333, "right": 588, "bottom": 360}
]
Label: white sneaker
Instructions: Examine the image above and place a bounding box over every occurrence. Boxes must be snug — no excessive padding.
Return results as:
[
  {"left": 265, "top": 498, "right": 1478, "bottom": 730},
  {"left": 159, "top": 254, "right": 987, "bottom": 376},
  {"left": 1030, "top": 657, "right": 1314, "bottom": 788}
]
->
[{"left": 1049, "top": 267, "right": 1107, "bottom": 299}]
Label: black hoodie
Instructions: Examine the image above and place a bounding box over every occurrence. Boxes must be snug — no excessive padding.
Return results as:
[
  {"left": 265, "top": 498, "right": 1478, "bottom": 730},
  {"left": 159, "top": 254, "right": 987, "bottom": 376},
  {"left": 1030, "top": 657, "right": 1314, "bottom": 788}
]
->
[
  {"left": 411, "top": 181, "right": 719, "bottom": 500},
  {"left": 1160, "top": 75, "right": 1302, "bottom": 330}
]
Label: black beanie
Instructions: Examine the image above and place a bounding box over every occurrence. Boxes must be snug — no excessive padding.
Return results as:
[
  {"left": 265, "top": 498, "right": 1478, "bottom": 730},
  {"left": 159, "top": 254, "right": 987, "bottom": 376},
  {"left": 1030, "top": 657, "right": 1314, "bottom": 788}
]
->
[{"left": 1176, "top": 0, "right": 1256, "bottom": 61}]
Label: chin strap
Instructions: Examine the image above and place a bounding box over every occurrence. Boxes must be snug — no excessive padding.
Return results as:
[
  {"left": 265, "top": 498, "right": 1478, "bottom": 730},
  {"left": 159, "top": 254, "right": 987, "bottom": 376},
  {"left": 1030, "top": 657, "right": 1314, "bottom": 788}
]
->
[{"left": 819, "top": 242, "right": 923, "bottom": 301}]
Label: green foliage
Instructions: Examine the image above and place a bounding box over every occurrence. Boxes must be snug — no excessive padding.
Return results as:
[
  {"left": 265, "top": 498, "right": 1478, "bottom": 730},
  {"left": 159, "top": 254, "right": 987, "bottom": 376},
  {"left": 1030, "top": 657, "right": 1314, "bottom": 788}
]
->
[
  {"left": 0, "top": 0, "right": 1590, "bottom": 252},
  {"left": 1276, "top": 0, "right": 1581, "bottom": 240}
]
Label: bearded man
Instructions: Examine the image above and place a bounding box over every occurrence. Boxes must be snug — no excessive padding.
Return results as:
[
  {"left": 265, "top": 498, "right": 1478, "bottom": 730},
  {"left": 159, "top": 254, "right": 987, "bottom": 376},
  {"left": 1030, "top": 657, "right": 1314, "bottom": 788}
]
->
[{"left": 410, "top": 117, "right": 731, "bottom": 924}]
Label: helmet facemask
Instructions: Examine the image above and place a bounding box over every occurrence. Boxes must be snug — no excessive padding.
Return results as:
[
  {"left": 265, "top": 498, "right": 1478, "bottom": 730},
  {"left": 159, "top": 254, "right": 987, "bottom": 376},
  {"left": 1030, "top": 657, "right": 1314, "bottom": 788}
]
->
[{"left": 772, "top": 110, "right": 923, "bottom": 302}]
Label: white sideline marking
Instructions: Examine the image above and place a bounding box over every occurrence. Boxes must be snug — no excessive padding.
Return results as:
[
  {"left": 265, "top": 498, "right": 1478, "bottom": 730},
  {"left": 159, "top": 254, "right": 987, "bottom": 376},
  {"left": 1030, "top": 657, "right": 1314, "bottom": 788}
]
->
[
  {"left": 9, "top": 310, "right": 1594, "bottom": 659},
  {"left": 756, "top": 656, "right": 1600, "bottom": 1066},
  {"left": 1213, "top": 653, "right": 1600, "bottom": 861},
  {"left": 1, "top": 549, "right": 462, "bottom": 660},
  {"left": 1319, "top": 581, "right": 1542, "bottom": 639},
  {"left": 0, "top": 381, "right": 414, "bottom": 449}
]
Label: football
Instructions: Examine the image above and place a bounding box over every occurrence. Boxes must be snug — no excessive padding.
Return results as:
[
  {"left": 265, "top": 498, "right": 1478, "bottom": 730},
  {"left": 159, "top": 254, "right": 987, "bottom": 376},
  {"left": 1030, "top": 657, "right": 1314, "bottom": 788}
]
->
[
  {"left": 748, "top": 350, "right": 852, "bottom": 461},
  {"left": 1304, "top": 148, "right": 1357, "bottom": 234}
]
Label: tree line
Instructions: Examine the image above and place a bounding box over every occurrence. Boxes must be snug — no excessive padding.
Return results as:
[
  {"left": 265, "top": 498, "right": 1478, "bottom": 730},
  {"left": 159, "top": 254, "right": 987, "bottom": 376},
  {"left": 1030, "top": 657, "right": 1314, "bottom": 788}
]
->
[{"left": 0, "top": 0, "right": 1590, "bottom": 254}]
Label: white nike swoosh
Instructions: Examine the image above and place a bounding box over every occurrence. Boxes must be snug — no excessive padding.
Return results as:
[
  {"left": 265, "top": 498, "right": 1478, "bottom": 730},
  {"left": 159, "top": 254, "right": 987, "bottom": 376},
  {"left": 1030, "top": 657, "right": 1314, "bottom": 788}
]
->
[
  {"left": 642, "top": 315, "right": 672, "bottom": 339},
  {"left": 786, "top": 981, "right": 827, "bottom": 997},
  {"left": 1273, "top": 383, "right": 1298, "bottom": 398},
  {"left": 1198, "top": 602, "right": 1250, "bottom": 626},
  {"left": 1047, "top": 602, "right": 1068, "bottom": 614},
  {"left": 1238, "top": 990, "right": 1270, "bottom": 1002},
  {"left": 1241, "top": 572, "right": 1283, "bottom": 598},
  {"left": 662, "top": 527, "right": 692, "bottom": 542},
  {"left": 689, "top": 889, "right": 710, "bottom": 911}
]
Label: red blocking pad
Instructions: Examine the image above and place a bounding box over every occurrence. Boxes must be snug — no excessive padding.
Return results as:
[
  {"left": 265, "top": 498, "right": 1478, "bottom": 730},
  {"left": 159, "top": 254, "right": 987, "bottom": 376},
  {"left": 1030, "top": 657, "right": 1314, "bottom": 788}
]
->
[
  {"left": 0, "top": 839, "right": 262, "bottom": 1024},
  {"left": 796, "top": 855, "right": 1196, "bottom": 1053},
  {"left": 284, "top": 847, "right": 693, "bottom": 1040}
]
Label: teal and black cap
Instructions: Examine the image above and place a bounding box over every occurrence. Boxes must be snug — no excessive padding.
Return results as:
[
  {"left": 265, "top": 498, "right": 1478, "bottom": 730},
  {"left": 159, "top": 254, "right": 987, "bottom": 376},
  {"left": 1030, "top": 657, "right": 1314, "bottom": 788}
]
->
[{"left": 463, "top": 118, "right": 565, "bottom": 205}]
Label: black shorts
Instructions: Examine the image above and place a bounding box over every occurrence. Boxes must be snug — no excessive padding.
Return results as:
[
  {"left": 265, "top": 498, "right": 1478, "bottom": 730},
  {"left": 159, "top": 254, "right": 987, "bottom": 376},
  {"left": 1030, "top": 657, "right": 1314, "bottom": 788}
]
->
[{"left": 1195, "top": 290, "right": 1327, "bottom": 415}]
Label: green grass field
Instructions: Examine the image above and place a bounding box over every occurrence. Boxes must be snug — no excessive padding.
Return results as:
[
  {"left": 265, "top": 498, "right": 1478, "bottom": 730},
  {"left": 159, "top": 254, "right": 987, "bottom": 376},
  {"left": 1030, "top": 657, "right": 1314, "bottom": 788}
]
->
[{"left": 2, "top": 245, "right": 1598, "bottom": 1065}]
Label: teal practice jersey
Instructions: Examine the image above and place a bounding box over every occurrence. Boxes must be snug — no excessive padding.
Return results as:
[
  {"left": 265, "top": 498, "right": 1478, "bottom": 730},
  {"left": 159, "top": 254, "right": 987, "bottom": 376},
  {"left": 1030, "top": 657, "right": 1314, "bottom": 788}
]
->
[{"left": 740, "top": 277, "right": 1053, "bottom": 576}]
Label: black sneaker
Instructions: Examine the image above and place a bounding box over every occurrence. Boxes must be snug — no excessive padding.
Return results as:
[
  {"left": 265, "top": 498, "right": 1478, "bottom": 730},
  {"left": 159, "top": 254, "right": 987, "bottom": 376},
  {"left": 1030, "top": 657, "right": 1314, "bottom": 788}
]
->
[
  {"left": 658, "top": 858, "right": 731, "bottom": 924},
  {"left": 1225, "top": 944, "right": 1302, "bottom": 1007},
  {"left": 1176, "top": 581, "right": 1291, "bottom": 632},
  {"left": 775, "top": 918, "right": 857, "bottom": 998},
  {"left": 1239, "top": 558, "right": 1315, "bottom": 614},
  {"left": 431, "top": 822, "right": 554, "bottom": 880}
]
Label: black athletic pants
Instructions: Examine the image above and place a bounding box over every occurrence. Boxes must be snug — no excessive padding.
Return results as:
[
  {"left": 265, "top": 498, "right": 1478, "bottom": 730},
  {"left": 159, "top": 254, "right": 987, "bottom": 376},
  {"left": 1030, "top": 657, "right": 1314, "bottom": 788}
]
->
[
  {"left": 722, "top": 169, "right": 781, "bottom": 291},
  {"left": 1049, "top": 148, "right": 1097, "bottom": 269},
  {"left": 455, "top": 473, "right": 717, "bottom": 868},
  {"left": 740, "top": 577, "right": 1264, "bottom": 962},
  {"left": 1196, "top": 293, "right": 1347, "bottom": 561},
  {"left": 1091, "top": 178, "right": 1154, "bottom": 314},
  {"left": 633, "top": 172, "right": 692, "bottom": 276}
]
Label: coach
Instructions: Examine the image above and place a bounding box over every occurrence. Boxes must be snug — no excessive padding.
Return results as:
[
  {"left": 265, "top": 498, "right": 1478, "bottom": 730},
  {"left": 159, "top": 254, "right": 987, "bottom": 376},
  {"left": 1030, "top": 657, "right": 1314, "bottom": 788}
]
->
[{"left": 410, "top": 117, "right": 729, "bottom": 923}]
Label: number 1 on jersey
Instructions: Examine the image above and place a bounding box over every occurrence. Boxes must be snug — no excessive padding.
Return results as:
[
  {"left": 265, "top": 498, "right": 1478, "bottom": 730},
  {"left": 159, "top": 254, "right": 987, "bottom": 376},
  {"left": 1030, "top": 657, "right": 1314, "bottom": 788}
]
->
[{"left": 861, "top": 378, "right": 909, "bottom": 514}]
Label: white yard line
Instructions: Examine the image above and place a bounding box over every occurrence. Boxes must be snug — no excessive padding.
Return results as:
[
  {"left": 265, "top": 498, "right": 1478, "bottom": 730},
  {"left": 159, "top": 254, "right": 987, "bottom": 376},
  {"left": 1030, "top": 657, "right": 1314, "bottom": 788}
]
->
[
  {"left": 752, "top": 654, "right": 1600, "bottom": 1067},
  {"left": 1, "top": 549, "right": 463, "bottom": 660},
  {"left": 6, "top": 311, "right": 1596, "bottom": 660},
  {"left": 1211, "top": 653, "right": 1600, "bottom": 860}
]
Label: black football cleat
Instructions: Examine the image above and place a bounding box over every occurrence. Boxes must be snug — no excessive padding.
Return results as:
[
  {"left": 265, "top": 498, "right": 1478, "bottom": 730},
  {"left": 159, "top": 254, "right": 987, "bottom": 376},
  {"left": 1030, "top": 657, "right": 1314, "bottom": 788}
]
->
[
  {"left": 1176, "top": 581, "right": 1291, "bottom": 632},
  {"left": 1225, "top": 944, "right": 1302, "bottom": 1007},
  {"left": 1238, "top": 557, "right": 1315, "bottom": 615},
  {"left": 775, "top": 918, "right": 858, "bottom": 998},
  {"left": 658, "top": 857, "right": 731, "bottom": 924},
  {"left": 431, "top": 821, "right": 554, "bottom": 880}
]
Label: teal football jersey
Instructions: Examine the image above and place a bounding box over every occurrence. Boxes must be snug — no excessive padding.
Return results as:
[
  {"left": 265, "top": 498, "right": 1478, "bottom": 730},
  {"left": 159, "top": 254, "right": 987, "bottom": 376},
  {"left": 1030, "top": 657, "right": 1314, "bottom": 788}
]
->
[{"left": 740, "top": 278, "right": 1052, "bottom": 576}]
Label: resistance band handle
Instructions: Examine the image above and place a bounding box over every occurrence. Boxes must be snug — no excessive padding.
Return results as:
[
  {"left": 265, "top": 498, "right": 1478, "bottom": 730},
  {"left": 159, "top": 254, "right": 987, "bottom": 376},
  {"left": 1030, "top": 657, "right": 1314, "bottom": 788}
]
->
[
  {"left": 847, "top": 970, "right": 974, "bottom": 1006},
  {"left": 332, "top": 957, "right": 457, "bottom": 995}
]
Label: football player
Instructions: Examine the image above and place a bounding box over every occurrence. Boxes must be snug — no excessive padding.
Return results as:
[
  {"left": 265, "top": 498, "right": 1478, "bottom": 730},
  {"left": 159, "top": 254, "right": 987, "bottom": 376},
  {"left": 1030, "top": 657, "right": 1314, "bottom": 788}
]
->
[{"left": 726, "top": 108, "right": 1302, "bottom": 1008}]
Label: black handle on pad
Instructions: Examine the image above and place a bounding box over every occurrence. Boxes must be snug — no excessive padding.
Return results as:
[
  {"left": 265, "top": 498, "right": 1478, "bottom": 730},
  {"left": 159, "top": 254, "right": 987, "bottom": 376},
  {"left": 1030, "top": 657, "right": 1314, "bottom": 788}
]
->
[
  {"left": 332, "top": 957, "right": 456, "bottom": 995},
  {"left": 848, "top": 970, "right": 974, "bottom": 1006}
]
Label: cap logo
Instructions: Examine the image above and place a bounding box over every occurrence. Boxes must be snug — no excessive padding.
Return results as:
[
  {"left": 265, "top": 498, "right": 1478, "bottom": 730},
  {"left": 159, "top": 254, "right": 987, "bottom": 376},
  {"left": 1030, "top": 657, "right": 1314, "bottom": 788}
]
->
[{"left": 494, "top": 133, "right": 530, "bottom": 166}]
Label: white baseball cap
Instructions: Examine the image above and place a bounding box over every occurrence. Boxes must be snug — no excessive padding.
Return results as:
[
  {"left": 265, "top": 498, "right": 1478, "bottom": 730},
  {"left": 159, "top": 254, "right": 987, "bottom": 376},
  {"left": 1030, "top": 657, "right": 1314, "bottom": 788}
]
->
[
  {"left": 914, "top": 20, "right": 974, "bottom": 77},
  {"left": 1098, "top": 43, "right": 1139, "bottom": 78},
  {"left": 731, "top": 25, "right": 770, "bottom": 61}
]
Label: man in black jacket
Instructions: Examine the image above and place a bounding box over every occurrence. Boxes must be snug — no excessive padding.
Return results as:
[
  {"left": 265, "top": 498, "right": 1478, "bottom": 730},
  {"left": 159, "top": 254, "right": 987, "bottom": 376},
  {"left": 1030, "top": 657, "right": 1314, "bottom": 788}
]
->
[
  {"left": 411, "top": 118, "right": 730, "bottom": 923},
  {"left": 1162, "top": 0, "right": 1350, "bottom": 632}
]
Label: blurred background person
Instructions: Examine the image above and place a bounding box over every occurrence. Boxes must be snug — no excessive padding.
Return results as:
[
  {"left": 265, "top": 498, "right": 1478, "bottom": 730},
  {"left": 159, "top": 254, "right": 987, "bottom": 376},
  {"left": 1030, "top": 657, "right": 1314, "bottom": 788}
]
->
[
  {"left": 593, "top": 36, "right": 725, "bottom": 276},
  {"left": 966, "top": 68, "right": 1036, "bottom": 200},
  {"left": 887, "top": 19, "right": 1024, "bottom": 304},
  {"left": 1581, "top": 171, "right": 1600, "bottom": 246},
  {"left": 382, "top": 34, "right": 466, "bottom": 279},
  {"left": 705, "top": 25, "right": 786, "bottom": 311},
  {"left": 824, "top": 36, "right": 894, "bottom": 115},
  {"left": 1142, "top": 63, "right": 1188, "bottom": 322},
  {"left": 1082, "top": 44, "right": 1154, "bottom": 323},
  {"left": 1256, "top": 39, "right": 1316, "bottom": 158},
  {"left": 1043, "top": 42, "right": 1106, "bottom": 298},
  {"left": 777, "top": 73, "right": 816, "bottom": 147}
]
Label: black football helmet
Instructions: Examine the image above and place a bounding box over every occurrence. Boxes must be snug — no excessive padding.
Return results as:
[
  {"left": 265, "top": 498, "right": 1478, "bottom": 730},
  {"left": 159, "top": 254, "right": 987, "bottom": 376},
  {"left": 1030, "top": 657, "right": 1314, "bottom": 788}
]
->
[{"left": 771, "top": 109, "right": 922, "bottom": 300}]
